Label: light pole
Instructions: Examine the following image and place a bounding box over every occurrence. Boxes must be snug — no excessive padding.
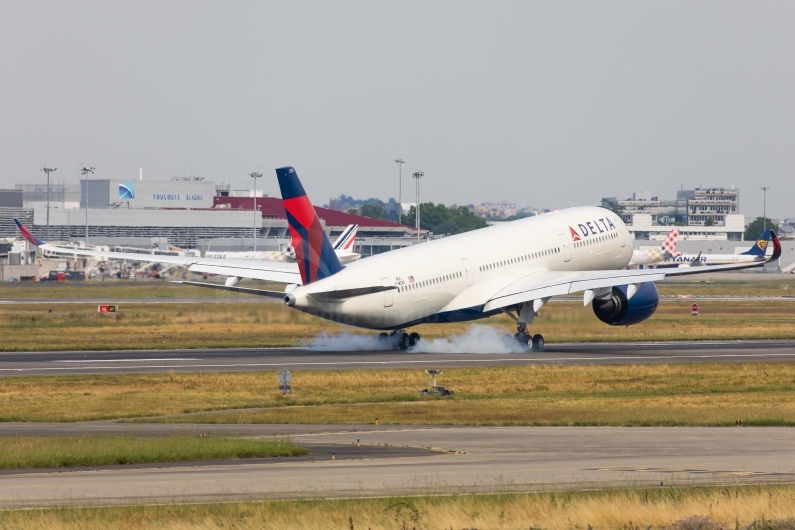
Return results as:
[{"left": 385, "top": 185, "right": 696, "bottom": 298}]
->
[
  {"left": 81, "top": 166, "right": 95, "bottom": 243},
  {"left": 395, "top": 159, "right": 405, "bottom": 222},
  {"left": 760, "top": 186, "right": 770, "bottom": 233},
  {"left": 412, "top": 171, "right": 424, "bottom": 241},
  {"left": 249, "top": 171, "right": 263, "bottom": 251},
  {"left": 40, "top": 166, "right": 57, "bottom": 240}
]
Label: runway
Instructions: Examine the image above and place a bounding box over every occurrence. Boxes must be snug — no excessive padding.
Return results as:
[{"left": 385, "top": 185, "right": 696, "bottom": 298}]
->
[
  {"left": 1, "top": 340, "right": 795, "bottom": 376},
  {"left": 2, "top": 424, "right": 794, "bottom": 507}
]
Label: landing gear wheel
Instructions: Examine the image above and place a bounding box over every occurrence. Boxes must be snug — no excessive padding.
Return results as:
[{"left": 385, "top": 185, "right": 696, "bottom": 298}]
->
[
  {"left": 378, "top": 332, "right": 389, "bottom": 343},
  {"left": 513, "top": 323, "right": 531, "bottom": 349},
  {"left": 531, "top": 334, "right": 545, "bottom": 352},
  {"left": 409, "top": 332, "right": 420, "bottom": 347},
  {"left": 398, "top": 332, "right": 410, "bottom": 351}
]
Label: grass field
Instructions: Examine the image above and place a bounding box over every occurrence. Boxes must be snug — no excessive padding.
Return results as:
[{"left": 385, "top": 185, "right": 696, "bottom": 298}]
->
[
  {"left": 3, "top": 276, "right": 795, "bottom": 299},
  {"left": 0, "top": 279, "right": 282, "bottom": 299},
  {"left": 0, "top": 298, "right": 794, "bottom": 351},
  {"left": 3, "top": 362, "right": 795, "bottom": 425},
  {"left": 657, "top": 277, "right": 795, "bottom": 297},
  {"left": 0, "top": 435, "right": 307, "bottom": 468},
  {"left": 1, "top": 485, "right": 794, "bottom": 529}
]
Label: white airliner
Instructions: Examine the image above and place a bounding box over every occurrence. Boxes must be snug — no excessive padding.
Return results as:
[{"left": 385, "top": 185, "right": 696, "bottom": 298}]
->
[
  {"left": 205, "top": 224, "right": 360, "bottom": 264},
  {"left": 628, "top": 227, "right": 680, "bottom": 267},
  {"left": 15, "top": 167, "right": 779, "bottom": 352},
  {"left": 656, "top": 230, "right": 778, "bottom": 268}
]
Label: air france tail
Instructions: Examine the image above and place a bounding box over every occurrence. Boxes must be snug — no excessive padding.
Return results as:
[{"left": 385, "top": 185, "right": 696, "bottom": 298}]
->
[{"left": 276, "top": 166, "right": 344, "bottom": 285}]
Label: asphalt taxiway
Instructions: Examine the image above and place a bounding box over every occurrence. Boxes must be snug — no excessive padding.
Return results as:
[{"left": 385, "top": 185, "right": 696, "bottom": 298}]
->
[
  {"left": 1, "top": 424, "right": 794, "bottom": 507},
  {"left": 1, "top": 340, "right": 795, "bottom": 376}
]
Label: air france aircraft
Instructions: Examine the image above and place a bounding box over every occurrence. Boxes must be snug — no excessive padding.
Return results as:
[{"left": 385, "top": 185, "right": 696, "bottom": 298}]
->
[
  {"left": 627, "top": 227, "right": 680, "bottom": 267},
  {"left": 657, "top": 230, "right": 779, "bottom": 268},
  {"left": 15, "top": 167, "right": 780, "bottom": 352},
  {"left": 205, "top": 224, "right": 360, "bottom": 264}
]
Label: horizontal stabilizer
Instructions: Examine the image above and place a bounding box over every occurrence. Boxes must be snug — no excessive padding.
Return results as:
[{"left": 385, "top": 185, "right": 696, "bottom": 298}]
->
[
  {"left": 172, "top": 281, "right": 286, "bottom": 298},
  {"left": 310, "top": 285, "right": 397, "bottom": 301}
]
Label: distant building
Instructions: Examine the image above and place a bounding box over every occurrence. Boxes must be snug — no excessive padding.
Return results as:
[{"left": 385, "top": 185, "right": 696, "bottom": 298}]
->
[
  {"left": 0, "top": 177, "right": 424, "bottom": 252},
  {"left": 17, "top": 183, "right": 80, "bottom": 210},
  {"left": 602, "top": 186, "right": 744, "bottom": 241},
  {"left": 677, "top": 187, "right": 740, "bottom": 226},
  {"left": 469, "top": 202, "right": 519, "bottom": 219}
]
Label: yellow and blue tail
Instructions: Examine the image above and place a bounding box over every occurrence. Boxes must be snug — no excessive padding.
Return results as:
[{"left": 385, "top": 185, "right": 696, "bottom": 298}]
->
[
  {"left": 276, "top": 167, "right": 343, "bottom": 285},
  {"left": 741, "top": 229, "right": 780, "bottom": 259}
]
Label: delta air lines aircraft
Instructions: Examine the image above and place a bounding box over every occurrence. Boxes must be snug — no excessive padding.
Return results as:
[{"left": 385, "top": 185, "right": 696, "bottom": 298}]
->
[{"left": 15, "top": 167, "right": 780, "bottom": 352}]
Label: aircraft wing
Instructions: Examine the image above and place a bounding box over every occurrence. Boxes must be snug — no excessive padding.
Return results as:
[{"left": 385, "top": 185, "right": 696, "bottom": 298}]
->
[
  {"left": 482, "top": 260, "right": 765, "bottom": 312},
  {"left": 16, "top": 219, "right": 302, "bottom": 285}
]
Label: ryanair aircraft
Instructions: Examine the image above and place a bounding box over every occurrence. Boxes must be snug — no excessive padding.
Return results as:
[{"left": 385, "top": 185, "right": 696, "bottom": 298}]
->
[
  {"left": 656, "top": 231, "right": 779, "bottom": 268},
  {"left": 15, "top": 167, "right": 780, "bottom": 352}
]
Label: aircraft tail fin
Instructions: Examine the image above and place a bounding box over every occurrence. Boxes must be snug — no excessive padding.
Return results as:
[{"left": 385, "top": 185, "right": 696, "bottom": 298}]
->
[
  {"left": 14, "top": 219, "right": 45, "bottom": 247},
  {"left": 333, "top": 224, "right": 358, "bottom": 252},
  {"left": 276, "top": 167, "right": 344, "bottom": 285},
  {"left": 661, "top": 227, "right": 680, "bottom": 257},
  {"left": 741, "top": 229, "right": 775, "bottom": 257}
]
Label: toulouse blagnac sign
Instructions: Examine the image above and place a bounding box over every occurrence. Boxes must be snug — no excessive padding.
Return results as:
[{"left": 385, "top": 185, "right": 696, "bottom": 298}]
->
[
  {"left": 118, "top": 182, "right": 205, "bottom": 204},
  {"left": 151, "top": 193, "right": 205, "bottom": 201}
]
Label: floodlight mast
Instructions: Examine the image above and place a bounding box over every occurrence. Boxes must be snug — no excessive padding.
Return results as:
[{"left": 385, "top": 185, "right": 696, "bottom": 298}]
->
[
  {"left": 760, "top": 186, "right": 770, "bottom": 232},
  {"left": 40, "top": 166, "right": 57, "bottom": 240},
  {"left": 395, "top": 159, "right": 405, "bottom": 222},
  {"left": 249, "top": 171, "right": 263, "bottom": 251},
  {"left": 80, "top": 166, "right": 95, "bottom": 243},
  {"left": 412, "top": 171, "right": 424, "bottom": 241}
]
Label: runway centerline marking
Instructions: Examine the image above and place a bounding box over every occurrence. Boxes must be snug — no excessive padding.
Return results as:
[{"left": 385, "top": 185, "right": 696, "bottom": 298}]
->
[
  {"left": 55, "top": 358, "right": 200, "bottom": 363},
  {"left": 4, "top": 350, "right": 795, "bottom": 372}
]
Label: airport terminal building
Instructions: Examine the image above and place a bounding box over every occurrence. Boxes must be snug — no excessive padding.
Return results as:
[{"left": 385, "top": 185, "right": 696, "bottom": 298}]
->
[{"left": 0, "top": 177, "right": 423, "bottom": 256}]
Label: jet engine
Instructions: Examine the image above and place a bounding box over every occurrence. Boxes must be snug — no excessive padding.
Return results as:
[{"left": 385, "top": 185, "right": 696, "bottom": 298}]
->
[{"left": 592, "top": 282, "right": 659, "bottom": 326}]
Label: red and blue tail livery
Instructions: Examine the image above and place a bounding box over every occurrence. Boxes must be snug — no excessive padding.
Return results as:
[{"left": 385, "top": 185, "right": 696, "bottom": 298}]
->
[
  {"left": 276, "top": 167, "right": 344, "bottom": 285},
  {"left": 14, "top": 218, "right": 44, "bottom": 247}
]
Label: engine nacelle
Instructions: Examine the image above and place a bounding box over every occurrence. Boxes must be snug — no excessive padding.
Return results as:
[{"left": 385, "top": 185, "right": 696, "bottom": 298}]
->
[{"left": 592, "top": 282, "right": 659, "bottom": 326}]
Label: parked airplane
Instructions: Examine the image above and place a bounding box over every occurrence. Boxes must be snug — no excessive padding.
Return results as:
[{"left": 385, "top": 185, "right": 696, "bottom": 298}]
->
[
  {"left": 205, "top": 224, "right": 360, "bottom": 264},
  {"left": 656, "top": 230, "right": 779, "bottom": 268},
  {"left": 14, "top": 167, "right": 779, "bottom": 351},
  {"left": 628, "top": 227, "right": 680, "bottom": 267}
]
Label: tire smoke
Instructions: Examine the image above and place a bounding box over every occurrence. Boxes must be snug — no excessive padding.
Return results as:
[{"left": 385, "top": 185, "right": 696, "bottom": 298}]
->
[
  {"left": 308, "top": 325, "right": 528, "bottom": 354},
  {"left": 410, "top": 325, "right": 529, "bottom": 354},
  {"left": 308, "top": 330, "right": 393, "bottom": 351}
]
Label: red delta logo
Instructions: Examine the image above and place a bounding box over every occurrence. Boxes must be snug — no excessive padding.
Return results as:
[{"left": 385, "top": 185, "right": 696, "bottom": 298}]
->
[{"left": 568, "top": 226, "right": 581, "bottom": 242}]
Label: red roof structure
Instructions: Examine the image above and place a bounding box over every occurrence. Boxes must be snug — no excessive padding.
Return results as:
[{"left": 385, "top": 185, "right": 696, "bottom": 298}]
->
[{"left": 213, "top": 196, "right": 413, "bottom": 230}]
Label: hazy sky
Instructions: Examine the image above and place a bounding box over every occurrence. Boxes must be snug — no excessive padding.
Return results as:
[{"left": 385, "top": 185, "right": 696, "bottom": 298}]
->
[{"left": 1, "top": 1, "right": 793, "bottom": 218}]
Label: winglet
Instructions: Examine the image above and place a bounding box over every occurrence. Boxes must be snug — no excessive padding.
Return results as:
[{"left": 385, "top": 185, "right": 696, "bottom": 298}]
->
[
  {"left": 14, "top": 219, "right": 44, "bottom": 247},
  {"left": 769, "top": 231, "right": 782, "bottom": 261},
  {"left": 741, "top": 229, "right": 774, "bottom": 256},
  {"left": 276, "top": 167, "right": 343, "bottom": 285}
]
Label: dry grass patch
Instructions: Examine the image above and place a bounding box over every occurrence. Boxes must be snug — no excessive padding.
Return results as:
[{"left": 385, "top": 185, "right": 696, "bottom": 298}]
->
[
  {"left": 0, "top": 435, "right": 307, "bottom": 469},
  {"left": 0, "top": 300, "right": 794, "bottom": 351},
  {"left": 4, "top": 362, "right": 795, "bottom": 425},
  {"left": 2, "top": 485, "right": 795, "bottom": 529}
]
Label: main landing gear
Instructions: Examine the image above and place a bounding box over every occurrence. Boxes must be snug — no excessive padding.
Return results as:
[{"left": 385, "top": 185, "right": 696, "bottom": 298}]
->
[
  {"left": 378, "top": 330, "right": 421, "bottom": 350},
  {"left": 513, "top": 322, "right": 544, "bottom": 352}
]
